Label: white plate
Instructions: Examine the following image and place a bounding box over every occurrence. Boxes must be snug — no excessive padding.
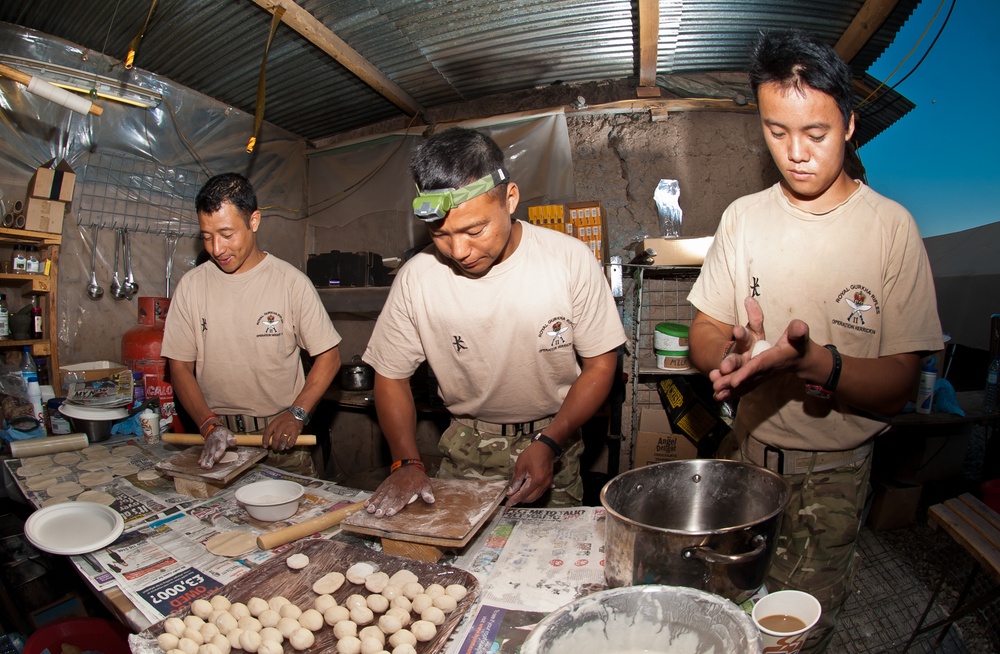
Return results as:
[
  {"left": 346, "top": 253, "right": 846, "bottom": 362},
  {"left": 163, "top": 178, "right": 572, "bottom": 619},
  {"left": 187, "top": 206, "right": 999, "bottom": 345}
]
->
[{"left": 24, "top": 502, "right": 125, "bottom": 555}]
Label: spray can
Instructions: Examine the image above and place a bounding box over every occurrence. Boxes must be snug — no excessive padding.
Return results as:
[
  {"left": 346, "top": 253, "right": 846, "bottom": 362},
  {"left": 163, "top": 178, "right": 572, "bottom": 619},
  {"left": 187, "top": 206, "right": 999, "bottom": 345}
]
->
[{"left": 916, "top": 357, "right": 937, "bottom": 415}]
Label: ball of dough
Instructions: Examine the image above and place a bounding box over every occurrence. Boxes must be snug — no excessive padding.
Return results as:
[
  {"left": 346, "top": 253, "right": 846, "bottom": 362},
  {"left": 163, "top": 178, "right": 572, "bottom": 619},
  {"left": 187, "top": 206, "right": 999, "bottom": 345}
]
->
[
  {"left": 279, "top": 603, "right": 302, "bottom": 620},
  {"left": 277, "top": 617, "right": 301, "bottom": 638},
  {"left": 191, "top": 599, "right": 213, "bottom": 619},
  {"left": 225, "top": 628, "right": 244, "bottom": 649},
  {"left": 380, "top": 584, "right": 402, "bottom": 601},
  {"left": 247, "top": 597, "right": 269, "bottom": 617},
  {"left": 388, "top": 629, "right": 416, "bottom": 648},
  {"left": 164, "top": 617, "right": 186, "bottom": 637},
  {"left": 421, "top": 606, "right": 445, "bottom": 626},
  {"left": 182, "top": 628, "right": 205, "bottom": 645},
  {"left": 289, "top": 627, "right": 315, "bottom": 651},
  {"left": 401, "top": 582, "right": 424, "bottom": 600},
  {"left": 237, "top": 615, "right": 262, "bottom": 632},
  {"left": 365, "top": 571, "right": 390, "bottom": 593},
  {"left": 337, "top": 636, "right": 362, "bottom": 654},
  {"left": 360, "top": 636, "right": 384, "bottom": 654},
  {"left": 424, "top": 583, "right": 445, "bottom": 598},
  {"left": 164, "top": 650, "right": 185, "bottom": 654},
  {"left": 177, "top": 638, "right": 199, "bottom": 654},
  {"left": 313, "top": 571, "right": 346, "bottom": 595},
  {"left": 268, "top": 596, "right": 291, "bottom": 612},
  {"left": 433, "top": 594, "right": 458, "bottom": 613},
  {"left": 197, "top": 644, "right": 222, "bottom": 654},
  {"left": 207, "top": 610, "right": 228, "bottom": 626},
  {"left": 378, "top": 614, "right": 403, "bottom": 635},
  {"left": 210, "top": 595, "right": 232, "bottom": 612},
  {"left": 258, "top": 609, "right": 280, "bottom": 629},
  {"left": 359, "top": 625, "right": 385, "bottom": 645},
  {"left": 346, "top": 561, "right": 376, "bottom": 585},
  {"left": 751, "top": 339, "right": 773, "bottom": 358},
  {"left": 184, "top": 615, "right": 206, "bottom": 630},
  {"left": 286, "top": 553, "right": 310, "bottom": 569},
  {"left": 158, "top": 632, "right": 180, "bottom": 651},
  {"left": 210, "top": 634, "right": 231, "bottom": 654},
  {"left": 299, "top": 608, "right": 324, "bottom": 631},
  {"left": 333, "top": 619, "right": 358, "bottom": 639},
  {"left": 385, "top": 606, "right": 411, "bottom": 627},
  {"left": 345, "top": 593, "right": 368, "bottom": 610},
  {"left": 238, "top": 629, "right": 262, "bottom": 653},
  {"left": 200, "top": 622, "right": 221, "bottom": 641},
  {"left": 258, "top": 641, "right": 282, "bottom": 654},
  {"left": 350, "top": 605, "right": 375, "bottom": 625},
  {"left": 324, "top": 605, "right": 351, "bottom": 626},
  {"left": 390, "top": 596, "right": 412, "bottom": 613},
  {"left": 410, "top": 594, "right": 433, "bottom": 614},
  {"left": 214, "top": 611, "right": 238, "bottom": 635},
  {"left": 259, "top": 627, "right": 283, "bottom": 644},
  {"left": 392, "top": 645, "right": 417, "bottom": 654},
  {"left": 410, "top": 619, "right": 437, "bottom": 642},
  {"left": 314, "top": 594, "right": 338, "bottom": 613},
  {"left": 229, "top": 602, "right": 251, "bottom": 620},
  {"left": 445, "top": 584, "right": 468, "bottom": 600},
  {"left": 388, "top": 569, "right": 418, "bottom": 587},
  {"left": 366, "top": 593, "right": 389, "bottom": 613}
]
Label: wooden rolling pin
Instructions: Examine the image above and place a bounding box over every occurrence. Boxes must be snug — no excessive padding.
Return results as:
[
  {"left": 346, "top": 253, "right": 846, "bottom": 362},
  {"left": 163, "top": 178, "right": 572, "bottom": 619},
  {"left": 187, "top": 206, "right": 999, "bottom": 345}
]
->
[
  {"left": 256, "top": 501, "right": 367, "bottom": 550},
  {"left": 162, "top": 433, "right": 317, "bottom": 446}
]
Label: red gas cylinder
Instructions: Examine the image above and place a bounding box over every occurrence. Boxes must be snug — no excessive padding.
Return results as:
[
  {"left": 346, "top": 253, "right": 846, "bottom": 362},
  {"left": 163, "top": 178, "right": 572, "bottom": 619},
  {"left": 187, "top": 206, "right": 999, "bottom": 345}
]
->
[{"left": 122, "top": 297, "right": 182, "bottom": 432}]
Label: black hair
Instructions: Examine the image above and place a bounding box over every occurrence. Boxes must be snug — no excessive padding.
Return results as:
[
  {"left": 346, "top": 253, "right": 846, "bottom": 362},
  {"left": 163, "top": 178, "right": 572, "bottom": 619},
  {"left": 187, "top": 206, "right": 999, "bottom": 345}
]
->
[
  {"left": 195, "top": 173, "right": 258, "bottom": 220},
  {"left": 749, "top": 30, "right": 854, "bottom": 128},
  {"left": 410, "top": 127, "right": 508, "bottom": 198}
]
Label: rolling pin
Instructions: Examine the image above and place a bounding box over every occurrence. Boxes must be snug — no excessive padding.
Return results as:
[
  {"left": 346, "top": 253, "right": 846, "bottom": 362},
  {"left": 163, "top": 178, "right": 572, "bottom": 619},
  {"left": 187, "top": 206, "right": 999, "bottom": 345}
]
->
[
  {"left": 162, "top": 433, "right": 317, "bottom": 446},
  {"left": 256, "top": 501, "right": 366, "bottom": 550}
]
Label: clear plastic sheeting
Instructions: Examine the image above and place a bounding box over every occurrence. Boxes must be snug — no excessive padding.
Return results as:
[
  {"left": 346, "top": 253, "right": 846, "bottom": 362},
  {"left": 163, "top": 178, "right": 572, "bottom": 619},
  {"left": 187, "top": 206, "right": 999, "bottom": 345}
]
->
[{"left": 0, "top": 22, "right": 306, "bottom": 365}]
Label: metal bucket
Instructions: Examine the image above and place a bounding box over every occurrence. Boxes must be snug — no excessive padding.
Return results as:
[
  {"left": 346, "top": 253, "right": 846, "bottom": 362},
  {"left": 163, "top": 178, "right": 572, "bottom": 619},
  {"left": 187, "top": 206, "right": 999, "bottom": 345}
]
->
[{"left": 601, "top": 459, "right": 790, "bottom": 602}]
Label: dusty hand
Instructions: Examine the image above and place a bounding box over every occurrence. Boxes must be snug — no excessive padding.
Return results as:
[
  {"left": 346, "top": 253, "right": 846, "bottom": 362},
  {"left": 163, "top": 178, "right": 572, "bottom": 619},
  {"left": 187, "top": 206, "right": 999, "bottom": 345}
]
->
[
  {"left": 711, "top": 317, "right": 812, "bottom": 401},
  {"left": 262, "top": 411, "right": 303, "bottom": 451},
  {"left": 198, "top": 425, "right": 237, "bottom": 468},
  {"left": 364, "top": 466, "right": 435, "bottom": 518},
  {"left": 506, "top": 442, "right": 556, "bottom": 507}
]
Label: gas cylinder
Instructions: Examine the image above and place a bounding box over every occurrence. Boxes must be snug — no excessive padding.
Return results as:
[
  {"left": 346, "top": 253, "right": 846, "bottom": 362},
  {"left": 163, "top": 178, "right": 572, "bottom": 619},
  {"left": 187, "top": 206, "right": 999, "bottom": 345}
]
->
[{"left": 122, "top": 297, "right": 182, "bottom": 432}]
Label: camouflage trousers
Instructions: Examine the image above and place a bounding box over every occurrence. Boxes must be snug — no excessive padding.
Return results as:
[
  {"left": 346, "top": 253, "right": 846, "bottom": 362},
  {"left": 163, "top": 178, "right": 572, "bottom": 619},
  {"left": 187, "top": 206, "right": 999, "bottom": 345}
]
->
[
  {"left": 437, "top": 418, "right": 584, "bottom": 507},
  {"left": 725, "top": 434, "right": 873, "bottom": 653},
  {"left": 240, "top": 422, "right": 318, "bottom": 478}
]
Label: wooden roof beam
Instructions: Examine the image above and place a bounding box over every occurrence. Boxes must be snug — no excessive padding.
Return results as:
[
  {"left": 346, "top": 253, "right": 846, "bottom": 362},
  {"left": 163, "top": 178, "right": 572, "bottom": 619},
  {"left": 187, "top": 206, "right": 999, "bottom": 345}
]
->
[
  {"left": 637, "top": 0, "right": 661, "bottom": 98},
  {"left": 835, "top": 0, "right": 902, "bottom": 63},
  {"left": 250, "top": 0, "right": 423, "bottom": 116}
]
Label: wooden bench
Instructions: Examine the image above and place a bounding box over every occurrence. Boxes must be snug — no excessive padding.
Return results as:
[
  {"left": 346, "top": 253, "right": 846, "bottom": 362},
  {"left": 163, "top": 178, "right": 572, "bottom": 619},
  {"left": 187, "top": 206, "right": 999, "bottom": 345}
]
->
[{"left": 901, "top": 493, "right": 1000, "bottom": 651}]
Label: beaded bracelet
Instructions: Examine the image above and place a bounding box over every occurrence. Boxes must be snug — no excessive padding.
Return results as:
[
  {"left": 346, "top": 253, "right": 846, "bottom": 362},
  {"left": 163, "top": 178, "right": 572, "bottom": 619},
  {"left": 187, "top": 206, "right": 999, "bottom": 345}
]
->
[{"left": 390, "top": 458, "right": 425, "bottom": 473}]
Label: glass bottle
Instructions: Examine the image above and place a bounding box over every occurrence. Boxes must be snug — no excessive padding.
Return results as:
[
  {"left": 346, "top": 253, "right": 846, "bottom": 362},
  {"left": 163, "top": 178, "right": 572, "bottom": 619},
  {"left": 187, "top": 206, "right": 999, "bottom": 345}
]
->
[
  {"left": 0, "top": 293, "right": 8, "bottom": 340},
  {"left": 11, "top": 245, "right": 26, "bottom": 273},
  {"left": 30, "top": 296, "right": 43, "bottom": 339},
  {"left": 26, "top": 246, "right": 40, "bottom": 274}
]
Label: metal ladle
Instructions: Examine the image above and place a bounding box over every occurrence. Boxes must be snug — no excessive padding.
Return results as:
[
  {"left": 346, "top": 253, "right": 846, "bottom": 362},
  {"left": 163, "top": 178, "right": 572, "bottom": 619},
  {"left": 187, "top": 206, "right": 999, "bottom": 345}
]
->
[
  {"left": 110, "top": 228, "right": 127, "bottom": 300},
  {"left": 86, "top": 225, "right": 103, "bottom": 300},
  {"left": 123, "top": 228, "right": 137, "bottom": 299}
]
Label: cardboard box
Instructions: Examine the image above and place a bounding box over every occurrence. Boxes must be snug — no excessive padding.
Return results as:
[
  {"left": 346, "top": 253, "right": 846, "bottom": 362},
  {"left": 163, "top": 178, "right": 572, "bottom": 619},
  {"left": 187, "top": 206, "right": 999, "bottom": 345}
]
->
[
  {"left": 23, "top": 198, "right": 65, "bottom": 234},
  {"left": 28, "top": 159, "right": 76, "bottom": 202},
  {"left": 657, "top": 376, "right": 731, "bottom": 457},
  {"left": 59, "top": 360, "right": 129, "bottom": 383},
  {"left": 633, "top": 408, "right": 697, "bottom": 468},
  {"left": 642, "top": 236, "right": 714, "bottom": 266},
  {"left": 867, "top": 480, "right": 923, "bottom": 531}
]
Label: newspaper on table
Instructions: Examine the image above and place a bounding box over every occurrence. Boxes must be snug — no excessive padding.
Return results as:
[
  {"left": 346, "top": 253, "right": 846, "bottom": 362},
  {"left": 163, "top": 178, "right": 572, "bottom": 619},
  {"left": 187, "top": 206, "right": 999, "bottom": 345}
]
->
[{"left": 63, "top": 369, "right": 134, "bottom": 408}]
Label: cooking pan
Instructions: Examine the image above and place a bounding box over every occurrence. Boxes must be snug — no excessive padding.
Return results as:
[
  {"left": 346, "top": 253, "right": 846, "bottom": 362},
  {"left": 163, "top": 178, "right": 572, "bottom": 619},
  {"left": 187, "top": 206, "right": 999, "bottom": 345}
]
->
[{"left": 339, "top": 355, "right": 374, "bottom": 391}]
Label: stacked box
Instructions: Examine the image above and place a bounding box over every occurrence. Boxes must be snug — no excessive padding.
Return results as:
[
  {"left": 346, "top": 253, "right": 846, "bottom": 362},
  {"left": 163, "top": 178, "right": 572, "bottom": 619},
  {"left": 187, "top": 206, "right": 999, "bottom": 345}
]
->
[
  {"left": 567, "top": 201, "right": 604, "bottom": 263},
  {"left": 24, "top": 159, "right": 74, "bottom": 234},
  {"left": 527, "top": 205, "right": 570, "bottom": 234}
]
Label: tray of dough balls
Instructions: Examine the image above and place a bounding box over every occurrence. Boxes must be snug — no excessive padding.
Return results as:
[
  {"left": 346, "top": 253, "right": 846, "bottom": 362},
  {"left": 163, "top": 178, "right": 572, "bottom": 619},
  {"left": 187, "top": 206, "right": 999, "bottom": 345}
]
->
[{"left": 131, "top": 539, "right": 478, "bottom": 654}]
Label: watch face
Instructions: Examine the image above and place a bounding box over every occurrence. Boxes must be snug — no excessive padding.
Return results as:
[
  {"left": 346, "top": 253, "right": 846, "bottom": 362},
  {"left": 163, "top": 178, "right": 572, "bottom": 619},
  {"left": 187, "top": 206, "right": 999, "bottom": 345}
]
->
[{"left": 290, "top": 406, "right": 308, "bottom": 423}]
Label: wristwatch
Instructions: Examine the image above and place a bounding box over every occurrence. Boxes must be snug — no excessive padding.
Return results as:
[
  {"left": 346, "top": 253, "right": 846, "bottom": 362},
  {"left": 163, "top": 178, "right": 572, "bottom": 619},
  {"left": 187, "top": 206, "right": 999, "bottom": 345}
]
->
[
  {"left": 805, "top": 344, "right": 842, "bottom": 399},
  {"left": 288, "top": 405, "right": 310, "bottom": 425}
]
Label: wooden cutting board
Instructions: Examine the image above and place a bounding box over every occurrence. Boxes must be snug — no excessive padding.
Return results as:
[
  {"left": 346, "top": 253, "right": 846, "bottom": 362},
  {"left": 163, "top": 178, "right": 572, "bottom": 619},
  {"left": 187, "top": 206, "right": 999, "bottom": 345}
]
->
[
  {"left": 341, "top": 478, "right": 507, "bottom": 548},
  {"left": 154, "top": 445, "right": 267, "bottom": 485}
]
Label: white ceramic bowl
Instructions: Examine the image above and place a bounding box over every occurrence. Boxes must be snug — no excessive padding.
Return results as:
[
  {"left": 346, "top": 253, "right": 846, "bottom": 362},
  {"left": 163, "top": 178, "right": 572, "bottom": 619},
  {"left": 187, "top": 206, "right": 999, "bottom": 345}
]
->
[{"left": 235, "top": 480, "right": 304, "bottom": 521}]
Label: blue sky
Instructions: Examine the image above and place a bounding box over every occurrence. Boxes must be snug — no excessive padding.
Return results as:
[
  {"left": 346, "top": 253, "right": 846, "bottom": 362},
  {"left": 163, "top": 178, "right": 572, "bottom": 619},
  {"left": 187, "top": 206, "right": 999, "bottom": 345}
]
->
[{"left": 858, "top": 0, "right": 998, "bottom": 238}]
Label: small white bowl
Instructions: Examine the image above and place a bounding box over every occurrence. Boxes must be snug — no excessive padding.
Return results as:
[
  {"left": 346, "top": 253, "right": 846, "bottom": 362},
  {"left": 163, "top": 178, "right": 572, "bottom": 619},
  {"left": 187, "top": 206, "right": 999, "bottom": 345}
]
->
[{"left": 235, "top": 480, "right": 304, "bottom": 521}]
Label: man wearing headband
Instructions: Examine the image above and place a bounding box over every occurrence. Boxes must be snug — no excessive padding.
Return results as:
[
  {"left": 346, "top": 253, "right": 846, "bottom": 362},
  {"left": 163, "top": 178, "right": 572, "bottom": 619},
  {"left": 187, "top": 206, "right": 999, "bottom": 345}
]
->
[{"left": 363, "top": 127, "right": 625, "bottom": 516}]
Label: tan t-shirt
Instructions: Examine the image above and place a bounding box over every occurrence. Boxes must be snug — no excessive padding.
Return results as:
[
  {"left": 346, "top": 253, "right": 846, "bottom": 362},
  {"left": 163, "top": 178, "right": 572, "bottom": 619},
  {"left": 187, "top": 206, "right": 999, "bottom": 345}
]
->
[
  {"left": 688, "top": 182, "right": 943, "bottom": 451},
  {"left": 161, "top": 253, "right": 342, "bottom": 416},
  {"left": 364, "top": 221, "right": 626, "bottom": 423}
]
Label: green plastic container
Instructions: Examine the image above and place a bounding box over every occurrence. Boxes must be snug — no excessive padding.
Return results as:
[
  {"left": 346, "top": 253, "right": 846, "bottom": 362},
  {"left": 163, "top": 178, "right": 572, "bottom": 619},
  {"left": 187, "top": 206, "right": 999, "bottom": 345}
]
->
[{"left": 654, "top": 322, "right": 689, "bottom": 351}]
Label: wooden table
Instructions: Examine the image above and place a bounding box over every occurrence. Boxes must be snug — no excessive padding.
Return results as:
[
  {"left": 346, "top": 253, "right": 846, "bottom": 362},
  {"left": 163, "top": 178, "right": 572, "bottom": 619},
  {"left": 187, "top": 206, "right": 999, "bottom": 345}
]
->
[{"left": 901, "top": 493, "right": 1000, "bottom": 651}]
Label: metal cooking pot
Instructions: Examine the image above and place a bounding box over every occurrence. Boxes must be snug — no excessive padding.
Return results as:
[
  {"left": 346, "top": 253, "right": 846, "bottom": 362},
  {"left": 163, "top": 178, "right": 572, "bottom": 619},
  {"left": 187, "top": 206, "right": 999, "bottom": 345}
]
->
[
  {"left": 601, "top": 459, "right": 791, "bottom": 603},
  {"left": 339, "top": 355, "right": 374, "bottom": 391}
]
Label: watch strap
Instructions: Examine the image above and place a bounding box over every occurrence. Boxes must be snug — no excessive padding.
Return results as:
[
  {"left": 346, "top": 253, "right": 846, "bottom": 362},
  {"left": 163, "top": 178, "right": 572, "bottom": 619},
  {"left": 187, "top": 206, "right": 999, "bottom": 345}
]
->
[
  {"left": 531, "top": 432, "right": 563, "bottom": 460},
  {"left": 288, "top": 405, "right": 310, "bottom": 425},
  {"left": 805, "top": 344, "right": 841, "bottom": 399}
]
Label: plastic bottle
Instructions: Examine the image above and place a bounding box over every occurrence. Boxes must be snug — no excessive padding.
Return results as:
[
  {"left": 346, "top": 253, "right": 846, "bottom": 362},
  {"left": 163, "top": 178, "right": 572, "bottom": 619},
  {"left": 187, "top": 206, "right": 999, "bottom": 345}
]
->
[
  {"left": 0, "top": 293, "right": 8, "bottom": 340},
  {"left": 25, "top": 377, "right": 46, "bottom": 432},
  {"left": 26, "top": 246, "right": 40, "bottom": 274},
  {"left": 11, "top": 245, "right": 26, "bottom": 273},
  {"left": 20, "top": 346, "right": 37, "bottom": 390},
  {"left": 30, "top": 295, "right": 42, "bottom": 339},
  {"left": 984, "top": 355, "right": 1000, "bottom": 413},
  {"left": 915, "top": 358, "right": 937, "bottom": 415}
]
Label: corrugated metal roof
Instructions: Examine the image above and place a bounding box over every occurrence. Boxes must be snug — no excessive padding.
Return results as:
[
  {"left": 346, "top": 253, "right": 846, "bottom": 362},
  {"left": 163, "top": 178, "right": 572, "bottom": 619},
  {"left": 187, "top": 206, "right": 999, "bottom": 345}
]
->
[{"left": 0, "top": 0, "right": 919, "bottom": 145}]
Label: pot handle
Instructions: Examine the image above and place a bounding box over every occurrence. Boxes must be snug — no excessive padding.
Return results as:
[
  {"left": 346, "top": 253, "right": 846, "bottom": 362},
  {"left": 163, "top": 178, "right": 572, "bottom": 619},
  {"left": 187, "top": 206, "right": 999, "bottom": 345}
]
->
[{"left": 682, "top": 534, "right": 767, "bottom": 565}]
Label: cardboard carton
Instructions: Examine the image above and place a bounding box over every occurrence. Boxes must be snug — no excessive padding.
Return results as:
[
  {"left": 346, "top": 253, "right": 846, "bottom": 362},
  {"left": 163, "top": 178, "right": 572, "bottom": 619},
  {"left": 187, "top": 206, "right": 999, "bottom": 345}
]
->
[
  {"left": 28, "top": 159, "right": 76, "bottom": 202},
  {"left": 657, "top": 376, "right": 731, "bottom": 457},
  {"left": 633, "top": 408, "right": 697, "bottom": 468},
  {"left": 59, "top": 360, "right": 129, "bottom": 383},
  {"left": 642, "top": 236, "right": 714, "bottom": 266},
  {"left": 23, "top": 198, "right": 66, "bottom": 234},
  {"left": 867, "top": 480, "right": 923, "bottom": 531}
]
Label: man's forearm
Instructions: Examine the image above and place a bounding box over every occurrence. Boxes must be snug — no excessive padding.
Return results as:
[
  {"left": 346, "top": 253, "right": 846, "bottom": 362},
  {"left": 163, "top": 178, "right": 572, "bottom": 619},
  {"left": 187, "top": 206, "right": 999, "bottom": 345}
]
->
[{"left": 290, "top": 347, "right": 340, "bottom": 414}]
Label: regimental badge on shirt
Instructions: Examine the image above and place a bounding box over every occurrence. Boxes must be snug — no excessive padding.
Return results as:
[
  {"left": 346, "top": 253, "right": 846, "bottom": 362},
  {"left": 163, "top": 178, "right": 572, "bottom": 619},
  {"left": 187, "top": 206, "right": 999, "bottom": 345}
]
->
[
  {"left": 538, "top": 316, "right": 574, "bottom": 352},
  {"left": 257, "top": 311, "right": 284, "bottom": 337}
]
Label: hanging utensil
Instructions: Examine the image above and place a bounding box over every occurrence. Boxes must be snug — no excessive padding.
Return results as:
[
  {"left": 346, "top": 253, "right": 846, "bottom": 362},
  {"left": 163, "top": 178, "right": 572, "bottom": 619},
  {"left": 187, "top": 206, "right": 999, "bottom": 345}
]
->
[
  {"left": 110, "top": 228, "right": 126, "bottom": 300},
  {"left": 164, "top": 233, "right": 178, "bottom": 298},
  {"left": 123, "top": 228, "right": 137, "bottom": 299},
  {"left": 86, "top": 225, "right": 104, "bottom": 300}
]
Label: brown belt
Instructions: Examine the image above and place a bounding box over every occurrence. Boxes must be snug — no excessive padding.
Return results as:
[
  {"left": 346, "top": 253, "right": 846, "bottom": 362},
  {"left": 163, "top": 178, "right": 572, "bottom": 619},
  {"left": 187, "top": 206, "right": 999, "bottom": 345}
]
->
[
  {"left": 741, "top": 432, "right": 872, "bottom": 475},
  {"left": 454, "top": 416, "right": 555, "bottom": 436}
]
